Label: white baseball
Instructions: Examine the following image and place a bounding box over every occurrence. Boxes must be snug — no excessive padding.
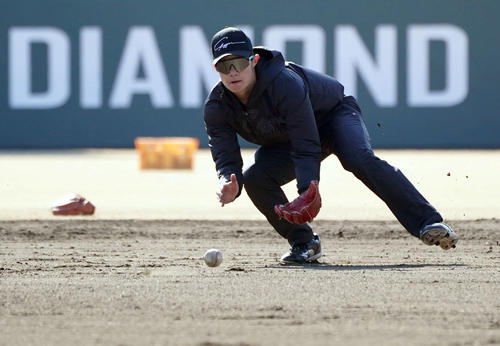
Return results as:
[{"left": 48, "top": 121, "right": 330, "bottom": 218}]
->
[{"left": 204, "top": 249, "right": 223, "bottom": 267}]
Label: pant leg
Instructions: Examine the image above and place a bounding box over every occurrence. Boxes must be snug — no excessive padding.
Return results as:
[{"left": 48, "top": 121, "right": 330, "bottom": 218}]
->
[
  {"left": 243, "top": 143, "right": 313, "bottom": 245},
  {"left": 323, "top": 97, "right": 442, "bottom": 237}
]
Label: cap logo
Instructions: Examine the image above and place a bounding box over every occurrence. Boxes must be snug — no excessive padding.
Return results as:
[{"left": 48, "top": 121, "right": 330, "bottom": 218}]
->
[{"left": 214, "top": 36, "right": 246, "bottom": 51}]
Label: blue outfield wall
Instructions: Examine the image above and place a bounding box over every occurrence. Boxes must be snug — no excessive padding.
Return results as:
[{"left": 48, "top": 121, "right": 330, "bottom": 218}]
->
[{"left": 1, "top": 0, "right": 499, "bottom": 149}]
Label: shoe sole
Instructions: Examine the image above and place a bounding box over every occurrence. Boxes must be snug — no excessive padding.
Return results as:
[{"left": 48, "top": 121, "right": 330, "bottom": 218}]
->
[
  {"left": 280, "top": 251, "right": 323, "bottom": 265},
  {"left": 421, "top": 228, "right": 458, "bottom": 250},
  {"left": 307, "top": 251, "right": 323, "bottom": 262}
]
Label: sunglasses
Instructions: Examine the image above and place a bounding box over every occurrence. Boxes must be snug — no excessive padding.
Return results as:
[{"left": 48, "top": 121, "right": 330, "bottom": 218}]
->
[{"left": 215, "top": 55, "right": 255, "bottom": 74}]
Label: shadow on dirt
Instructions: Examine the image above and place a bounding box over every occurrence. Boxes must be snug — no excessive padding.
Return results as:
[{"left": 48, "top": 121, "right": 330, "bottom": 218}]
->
[{"left": 264, "top": 263, "right": 467, "bottom": 271}]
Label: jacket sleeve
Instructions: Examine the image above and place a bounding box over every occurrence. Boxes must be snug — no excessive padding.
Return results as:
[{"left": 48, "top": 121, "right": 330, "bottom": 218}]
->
[
  {"left": 204, "top": 100, "right": 244, "bottom": 198},
  {"left": 273, "top": 71, "right": 321, "bottom": 194}
]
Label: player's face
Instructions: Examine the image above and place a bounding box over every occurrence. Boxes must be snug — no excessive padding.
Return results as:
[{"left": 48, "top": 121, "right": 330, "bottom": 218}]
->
[{"left": 216, "top": 55, "right": 258, "bottom": 102}]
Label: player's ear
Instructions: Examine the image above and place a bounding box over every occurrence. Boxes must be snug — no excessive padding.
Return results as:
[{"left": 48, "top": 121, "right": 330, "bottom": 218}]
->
[{"left": 252, "top": 54, "right": 260, "bottom": 66}]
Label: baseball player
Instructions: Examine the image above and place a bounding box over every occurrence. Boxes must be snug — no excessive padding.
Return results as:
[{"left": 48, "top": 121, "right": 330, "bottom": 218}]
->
[{"left": 204, "top": 27, "right": 458, "bottom": 264}]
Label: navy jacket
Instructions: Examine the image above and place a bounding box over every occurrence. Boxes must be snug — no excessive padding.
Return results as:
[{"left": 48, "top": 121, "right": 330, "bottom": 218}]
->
[{"left": 204, "top": 47, "right": 345, "bottom": 197}]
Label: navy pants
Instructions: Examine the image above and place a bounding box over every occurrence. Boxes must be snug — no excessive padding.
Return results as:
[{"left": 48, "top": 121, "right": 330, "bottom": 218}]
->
[{"left": 243, "top": 96, "right": 443, "bottom": 245}]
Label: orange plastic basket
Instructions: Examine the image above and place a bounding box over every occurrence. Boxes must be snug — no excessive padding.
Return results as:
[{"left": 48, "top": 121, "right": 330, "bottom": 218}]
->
[{"left": 134, "top": 137, "right": 199, "bottom": 169}]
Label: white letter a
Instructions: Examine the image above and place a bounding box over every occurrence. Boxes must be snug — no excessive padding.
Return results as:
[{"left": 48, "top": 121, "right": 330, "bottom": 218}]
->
[{"left": 110, "top": 27, "right": 173, "bottom": 108}]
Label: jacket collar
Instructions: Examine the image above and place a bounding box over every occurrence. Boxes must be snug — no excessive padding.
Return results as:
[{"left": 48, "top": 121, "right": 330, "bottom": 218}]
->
[{"left": 246, "top": 47, "right": 285, "bottom": 104}]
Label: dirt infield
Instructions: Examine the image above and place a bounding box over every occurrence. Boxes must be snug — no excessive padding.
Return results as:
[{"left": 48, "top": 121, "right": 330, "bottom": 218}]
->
[
  {"left": 1, "top": 149, "right": 499, "bottom": 345},
  {"left": 1, "top": 219, "right": 499, "bottom": 346}
]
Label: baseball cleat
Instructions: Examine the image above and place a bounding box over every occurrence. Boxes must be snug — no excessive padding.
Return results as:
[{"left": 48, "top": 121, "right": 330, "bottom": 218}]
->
[
  {"left": 419, "top": 222, "right": 458, "bottom": 250},
  {"left": 280, "top": 233, "right": 322, "bottom": 264}
]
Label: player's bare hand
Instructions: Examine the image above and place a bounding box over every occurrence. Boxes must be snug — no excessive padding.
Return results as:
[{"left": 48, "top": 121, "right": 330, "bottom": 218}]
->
[{"left": 216, "top": 174, "right": 239, "bottom": 207}]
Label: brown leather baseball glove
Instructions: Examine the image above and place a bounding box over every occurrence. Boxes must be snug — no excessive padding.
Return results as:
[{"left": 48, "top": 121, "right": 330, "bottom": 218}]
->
[
  {"left": 51, "top": 193, "right": 95, "bottom": 216},
  {"left": 274, "top": 180, "right": 321, "bottom": 224}
]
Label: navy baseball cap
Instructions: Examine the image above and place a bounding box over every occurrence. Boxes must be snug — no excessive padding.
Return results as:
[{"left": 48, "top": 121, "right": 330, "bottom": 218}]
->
[{"left": 211, "top": 27, "right": 253, "bottom": 65}]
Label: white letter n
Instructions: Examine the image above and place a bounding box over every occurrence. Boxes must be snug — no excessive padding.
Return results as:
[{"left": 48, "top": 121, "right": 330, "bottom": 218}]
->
[
  {"left": 335, "top": 25, "right": 397, "bottom": 107},
  {"left": 179, "top": 26, "right": 220, "bottom": 108}
]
